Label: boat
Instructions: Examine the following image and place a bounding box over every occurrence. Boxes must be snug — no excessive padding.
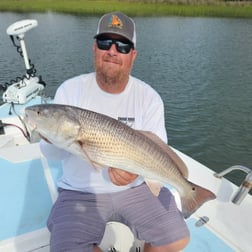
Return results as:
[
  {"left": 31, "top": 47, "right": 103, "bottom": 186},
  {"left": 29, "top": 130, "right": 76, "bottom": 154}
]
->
[{"left": 0, "top": 19, "right": 251, "bottom": 252}]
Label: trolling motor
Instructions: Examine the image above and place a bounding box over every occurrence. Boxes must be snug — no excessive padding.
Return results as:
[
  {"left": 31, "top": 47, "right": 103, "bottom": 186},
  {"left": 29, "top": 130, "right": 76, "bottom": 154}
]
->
[{"left": 1, "top": 19, "right": 46, "bottom": 104}]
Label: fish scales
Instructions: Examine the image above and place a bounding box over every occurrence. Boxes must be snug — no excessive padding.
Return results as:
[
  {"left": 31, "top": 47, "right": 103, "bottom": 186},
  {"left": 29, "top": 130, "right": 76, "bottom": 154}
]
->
[{"left": 78, "top": 108, "right": 181, "bottom": 184}]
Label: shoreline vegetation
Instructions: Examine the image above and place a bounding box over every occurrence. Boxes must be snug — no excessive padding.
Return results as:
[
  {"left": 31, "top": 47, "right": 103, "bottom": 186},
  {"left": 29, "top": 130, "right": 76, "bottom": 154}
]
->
[{"left": 0, "top": 0, "right": 252, "bottom": 18}]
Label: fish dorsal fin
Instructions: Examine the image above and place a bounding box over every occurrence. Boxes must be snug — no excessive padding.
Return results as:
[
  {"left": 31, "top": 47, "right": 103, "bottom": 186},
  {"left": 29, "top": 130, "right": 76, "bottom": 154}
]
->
[
  {"left": 137, "top": 131, "right": 188, "bottom": 178},
  {"left": 145, "top": 179, "right": 162, "bottom": 196}
]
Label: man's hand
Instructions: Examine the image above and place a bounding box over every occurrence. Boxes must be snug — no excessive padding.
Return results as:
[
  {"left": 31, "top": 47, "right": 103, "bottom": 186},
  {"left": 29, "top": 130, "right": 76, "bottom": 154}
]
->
[{"left": 108, "top": 167, "right": 138, "bottom": 186}]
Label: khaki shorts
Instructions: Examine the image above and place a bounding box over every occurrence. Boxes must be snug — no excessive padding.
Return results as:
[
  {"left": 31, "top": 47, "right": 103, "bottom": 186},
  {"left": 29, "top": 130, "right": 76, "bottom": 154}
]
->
[{"left": 47, "top": 183, "right": 189, "bottom": 252}]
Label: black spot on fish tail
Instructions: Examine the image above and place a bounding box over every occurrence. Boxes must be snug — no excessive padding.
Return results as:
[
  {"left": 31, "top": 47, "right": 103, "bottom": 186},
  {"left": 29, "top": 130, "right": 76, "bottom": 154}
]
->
[{"left": 181, "top": 182, "right": 216, "bottom": 219}]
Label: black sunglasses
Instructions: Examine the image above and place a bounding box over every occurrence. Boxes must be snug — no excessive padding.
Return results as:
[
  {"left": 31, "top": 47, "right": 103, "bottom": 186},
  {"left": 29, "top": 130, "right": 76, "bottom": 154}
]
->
[{"left": 96, "top": 38, "right": 134, "bottom": 54}]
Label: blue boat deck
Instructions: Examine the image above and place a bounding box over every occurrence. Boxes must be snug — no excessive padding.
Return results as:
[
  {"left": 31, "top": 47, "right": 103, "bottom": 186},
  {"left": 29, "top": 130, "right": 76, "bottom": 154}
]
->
[
  {"left": 184, "top": 218, "right": 234, "bottom": 252},
  {"left": 0, "top": 158, "right": 52, "bottom": 240}
]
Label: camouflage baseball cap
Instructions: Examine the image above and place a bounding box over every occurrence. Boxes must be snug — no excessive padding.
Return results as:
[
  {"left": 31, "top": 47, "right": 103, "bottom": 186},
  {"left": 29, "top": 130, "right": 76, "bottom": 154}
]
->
[{"left": 94, "top": 12, "right": 136, "bottom": 47}]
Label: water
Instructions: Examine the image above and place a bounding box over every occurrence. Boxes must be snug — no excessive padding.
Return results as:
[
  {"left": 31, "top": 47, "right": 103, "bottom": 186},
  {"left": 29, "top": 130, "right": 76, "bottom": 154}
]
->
[{"left": 0, "top": 12, "right": 252, "bottom": 185}]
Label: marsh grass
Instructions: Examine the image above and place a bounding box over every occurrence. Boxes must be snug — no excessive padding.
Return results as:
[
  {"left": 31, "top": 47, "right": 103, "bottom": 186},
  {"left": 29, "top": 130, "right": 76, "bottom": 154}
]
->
[{"left": 0, "top": 0, "right": 252, "bottom": 18}]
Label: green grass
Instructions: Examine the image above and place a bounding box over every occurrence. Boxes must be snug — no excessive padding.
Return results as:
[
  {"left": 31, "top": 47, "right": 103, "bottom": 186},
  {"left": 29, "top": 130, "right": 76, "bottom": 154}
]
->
[{"left": 0, "top": 0, "right": 252, "bottom": 18}]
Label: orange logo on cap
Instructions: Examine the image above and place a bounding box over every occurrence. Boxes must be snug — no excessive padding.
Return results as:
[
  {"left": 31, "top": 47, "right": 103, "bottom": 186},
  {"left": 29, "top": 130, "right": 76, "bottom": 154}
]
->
[{"left": 108, "top": 15, "right": 123, "bottom": 29}]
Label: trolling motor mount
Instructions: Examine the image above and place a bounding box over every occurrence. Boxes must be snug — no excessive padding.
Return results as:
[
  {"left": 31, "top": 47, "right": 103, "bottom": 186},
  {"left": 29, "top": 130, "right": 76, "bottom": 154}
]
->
[{"left": 2, "top": 19, "right": 45, "bottom": 104}]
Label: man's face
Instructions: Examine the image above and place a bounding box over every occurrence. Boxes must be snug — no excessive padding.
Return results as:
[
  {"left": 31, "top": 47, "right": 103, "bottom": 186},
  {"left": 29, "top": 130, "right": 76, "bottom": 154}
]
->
[{"left": 93, "top": 34, "right": 137, "bottom": 89}]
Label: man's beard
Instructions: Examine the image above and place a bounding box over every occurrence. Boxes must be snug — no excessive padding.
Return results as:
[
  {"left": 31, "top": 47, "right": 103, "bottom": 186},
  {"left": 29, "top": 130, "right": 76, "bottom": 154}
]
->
[{"left": 96, "top": 65, "right": 127, "bottom": 86}]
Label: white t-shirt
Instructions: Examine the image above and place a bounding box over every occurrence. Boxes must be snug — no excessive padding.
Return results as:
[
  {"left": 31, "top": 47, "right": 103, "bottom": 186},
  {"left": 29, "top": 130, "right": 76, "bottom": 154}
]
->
[{"left": 40, "top": 72, "right": 167, "bottom": 193}]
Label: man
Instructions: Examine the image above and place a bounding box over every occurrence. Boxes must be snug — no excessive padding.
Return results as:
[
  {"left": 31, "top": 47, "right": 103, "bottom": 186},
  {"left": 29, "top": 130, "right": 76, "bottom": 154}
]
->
[{"left": 40, "top": 12, "right": 190, "bottom": 252}]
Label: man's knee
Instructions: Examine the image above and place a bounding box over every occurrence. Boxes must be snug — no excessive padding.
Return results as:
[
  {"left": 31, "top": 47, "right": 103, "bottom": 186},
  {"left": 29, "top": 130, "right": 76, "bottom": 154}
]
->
[
  {"left": 170, "top": 236, "right": 190, "bottom": 251},
  {"left": 144, "top": 235, "right": 190, "bottom": 252},
  {"left": 94, "top": 245, "right": 103, "bottom": 252}
]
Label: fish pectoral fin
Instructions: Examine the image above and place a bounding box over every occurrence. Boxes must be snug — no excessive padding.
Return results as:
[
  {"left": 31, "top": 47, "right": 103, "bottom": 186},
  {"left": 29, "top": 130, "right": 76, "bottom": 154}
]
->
[
  {"left": 77, "top": 140, "right": 104, "bottom": 171},
  {"left": 138, "top": 130, "right": 189, "bottom": 178},
  {"left": 82, "top": 149, "right": 104, "bottom": 171},
  {"left": 145, "top": 179, "right": 163, "bottom": 196},
  {"left": 91, "top": 161, "right": 105, "bottom": 170}
]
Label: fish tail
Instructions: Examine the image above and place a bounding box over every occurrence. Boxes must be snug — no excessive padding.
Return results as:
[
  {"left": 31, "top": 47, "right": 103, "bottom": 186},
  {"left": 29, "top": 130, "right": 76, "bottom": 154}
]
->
[{"left": 181, "top": 182, "right": 216, "bottom": 219}]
